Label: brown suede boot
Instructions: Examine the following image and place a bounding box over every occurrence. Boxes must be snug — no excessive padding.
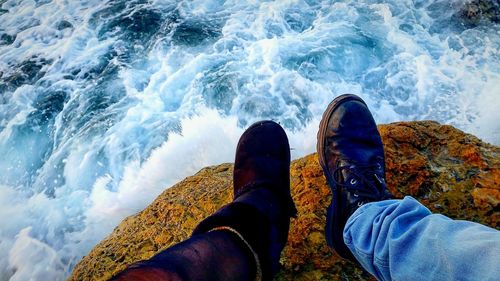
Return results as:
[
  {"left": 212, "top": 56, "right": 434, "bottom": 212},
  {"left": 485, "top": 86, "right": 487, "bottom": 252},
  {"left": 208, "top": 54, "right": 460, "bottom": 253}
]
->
[{"left": 193, "top": 121, "right": 296, "bottom": 281}]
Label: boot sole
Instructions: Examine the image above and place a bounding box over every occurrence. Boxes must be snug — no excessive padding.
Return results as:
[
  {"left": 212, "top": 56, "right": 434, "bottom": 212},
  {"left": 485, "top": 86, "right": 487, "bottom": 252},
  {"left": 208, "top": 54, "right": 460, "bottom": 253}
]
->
[{"left": 317, "top": 94, "right": 367, "bottom": 259}]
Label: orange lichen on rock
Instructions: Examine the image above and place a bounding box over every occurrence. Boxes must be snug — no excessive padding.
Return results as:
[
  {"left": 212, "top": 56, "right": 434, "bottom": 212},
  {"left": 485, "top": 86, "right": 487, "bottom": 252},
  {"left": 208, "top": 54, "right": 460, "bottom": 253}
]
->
[
  {"left": 69, "top": 121, "right": 499, "bottom": 281},
  {"left": 472, "top": 188, "right": 500, "bottom": 207}
]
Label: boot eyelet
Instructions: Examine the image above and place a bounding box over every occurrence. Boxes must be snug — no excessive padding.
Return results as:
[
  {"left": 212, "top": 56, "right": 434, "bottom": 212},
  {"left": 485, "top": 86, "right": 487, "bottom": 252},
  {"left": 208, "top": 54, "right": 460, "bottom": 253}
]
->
[
  {"left": 357, "top": 201, "right": 364, "bottom": 207},
  {"left": 376, "top": 163, "right": 382, "bottom": 169},
  {"left": 353, "top": 193, "right": 359, "bottom": 197},
  {"left": 374, "top": 174, "right": 384, "bottom": 184},
  {"left": 350, "top": 178, "right": 357, "bottom": 185}
]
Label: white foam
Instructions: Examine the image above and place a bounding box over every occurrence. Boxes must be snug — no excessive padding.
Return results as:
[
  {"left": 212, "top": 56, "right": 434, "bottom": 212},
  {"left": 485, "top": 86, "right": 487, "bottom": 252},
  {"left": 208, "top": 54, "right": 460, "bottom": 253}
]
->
[
  {"left": 72, "top": 108, "right": 244, "bottom": 248},
  {"left": 8, "top": 228, "right": 65, "bottom": 281}
]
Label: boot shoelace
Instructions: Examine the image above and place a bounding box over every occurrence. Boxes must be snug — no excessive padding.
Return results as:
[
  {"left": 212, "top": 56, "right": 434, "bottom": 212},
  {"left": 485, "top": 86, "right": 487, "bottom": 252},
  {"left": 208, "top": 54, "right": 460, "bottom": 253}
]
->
[{"left": 332, "top": 162, "right": 387, "bottom": 206}]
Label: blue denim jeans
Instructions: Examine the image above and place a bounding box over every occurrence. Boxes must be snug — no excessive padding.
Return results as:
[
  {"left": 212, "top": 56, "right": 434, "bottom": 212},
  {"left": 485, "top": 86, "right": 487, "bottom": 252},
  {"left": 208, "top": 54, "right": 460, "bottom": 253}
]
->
[{"left": 343, "top": 196, "right": 500, "bottom": 281}]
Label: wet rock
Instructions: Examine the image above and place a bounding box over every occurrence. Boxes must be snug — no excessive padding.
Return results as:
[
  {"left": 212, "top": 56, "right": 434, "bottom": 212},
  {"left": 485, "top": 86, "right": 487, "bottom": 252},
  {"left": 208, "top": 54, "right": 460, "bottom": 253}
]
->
[
  {"left": 0, "top": 33, "right": 16, "bottom": 45},
  {"left": 56, "top": 20, "right": 73, "bottom": 30},
  {"left": 69, "top": 121, "right": 499, "bottom": 281},
  {"left": 458, "top": 0, "right": 500, "bottom": 26},
  {"left": 0, "top": 56, "right": 52, "bottom": 92}
]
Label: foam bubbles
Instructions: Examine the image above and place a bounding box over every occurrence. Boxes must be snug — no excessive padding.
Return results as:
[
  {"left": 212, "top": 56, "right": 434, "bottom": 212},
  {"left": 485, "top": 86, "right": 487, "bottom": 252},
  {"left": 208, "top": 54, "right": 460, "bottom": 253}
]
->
[
  {"left": 82, "top": 109, "right": 244, "bottom": 237},
  {"left": 9, "top": 228, "right": 65, "bottom": 281}
]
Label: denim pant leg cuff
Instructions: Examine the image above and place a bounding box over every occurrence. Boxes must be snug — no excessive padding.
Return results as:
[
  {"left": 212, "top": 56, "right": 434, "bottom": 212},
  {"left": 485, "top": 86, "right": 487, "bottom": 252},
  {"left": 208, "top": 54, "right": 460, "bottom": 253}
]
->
[{"left": 343, "top": 199, "right": 405, "bottom": 281}]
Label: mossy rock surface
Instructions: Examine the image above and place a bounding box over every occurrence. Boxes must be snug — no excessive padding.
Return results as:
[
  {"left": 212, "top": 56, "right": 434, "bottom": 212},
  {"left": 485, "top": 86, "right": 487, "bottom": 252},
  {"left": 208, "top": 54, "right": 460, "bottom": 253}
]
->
[
  {"left": 459, "top": 0, "right": 499, "bottom": 26},
  {"left": 70, "top": 121, "right": 500, "bottom": 281}
]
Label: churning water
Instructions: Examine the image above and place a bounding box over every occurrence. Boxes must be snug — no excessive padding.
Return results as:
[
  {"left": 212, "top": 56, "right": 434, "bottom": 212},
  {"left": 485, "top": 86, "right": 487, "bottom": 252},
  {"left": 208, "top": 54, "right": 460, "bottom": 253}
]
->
[{"left": 0, "top": 0, "right": 499, "bottom": 279}]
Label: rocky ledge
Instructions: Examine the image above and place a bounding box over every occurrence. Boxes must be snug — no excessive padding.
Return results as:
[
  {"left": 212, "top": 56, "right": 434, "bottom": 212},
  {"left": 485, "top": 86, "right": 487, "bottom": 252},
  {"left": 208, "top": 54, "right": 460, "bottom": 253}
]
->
[{"left": 70, "top": 121, "right": 499, "bottom": 281}]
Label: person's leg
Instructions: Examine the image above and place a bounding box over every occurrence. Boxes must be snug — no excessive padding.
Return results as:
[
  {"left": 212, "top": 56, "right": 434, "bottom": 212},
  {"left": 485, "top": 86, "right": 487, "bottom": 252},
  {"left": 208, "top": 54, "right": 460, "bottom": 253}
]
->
[
  {"left": 112, "top": 230, "right": 257, "bottom": 281},
  {"left": 317, "top": 94, "right": 500, "bottom": 281},
  {"left": 344, "top": 196, "right": 500, "bottom": 281},
  {"left": 317, "top": 94, "right": 394, "bottom": 262},
  {"left": 112, "top": 121, "right": 296, "bottom": 281}
]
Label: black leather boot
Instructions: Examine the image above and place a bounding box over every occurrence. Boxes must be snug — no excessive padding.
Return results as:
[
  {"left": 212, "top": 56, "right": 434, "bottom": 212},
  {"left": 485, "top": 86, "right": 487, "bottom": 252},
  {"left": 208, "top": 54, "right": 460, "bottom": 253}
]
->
[
  {"left": 193, "top": 121, "right": 297, "bottom": 281},
  {"left": 317, "top": 94, "right": 393, "bottom": 262}
]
